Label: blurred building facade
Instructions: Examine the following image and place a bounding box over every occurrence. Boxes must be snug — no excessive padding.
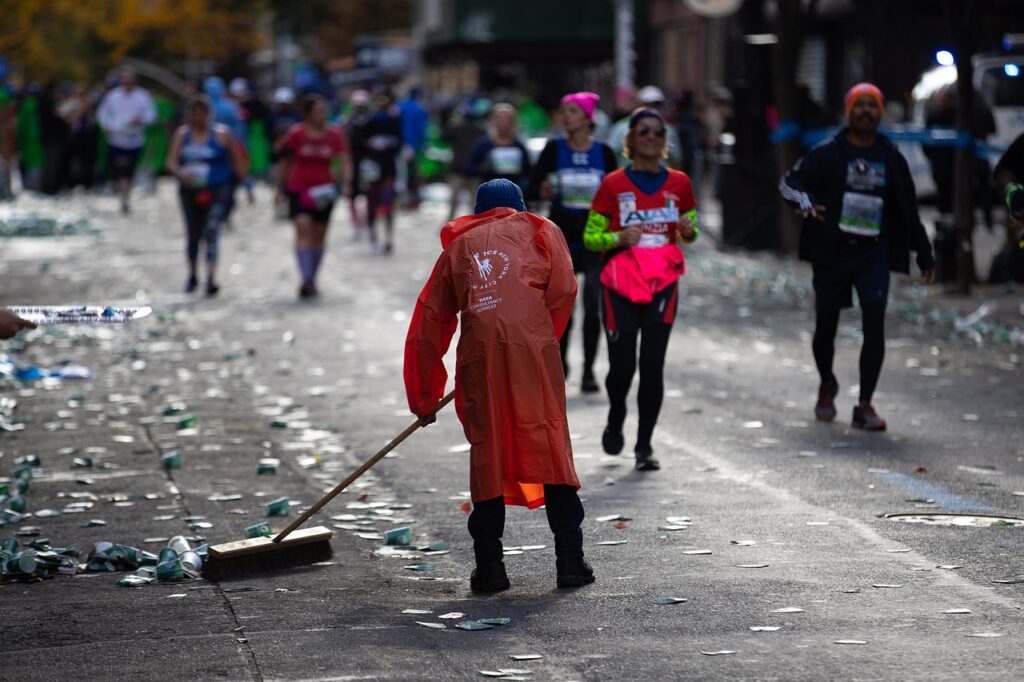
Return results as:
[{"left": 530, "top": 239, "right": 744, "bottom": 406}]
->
[{"left": 417, "top": 0, "right": 616, "bottom": 105}]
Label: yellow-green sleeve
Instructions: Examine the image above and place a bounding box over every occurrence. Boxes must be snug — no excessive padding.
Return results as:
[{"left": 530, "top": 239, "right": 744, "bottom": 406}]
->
[
  {"left": 683, "top": 208, "right": 699, "bottom": 244},
  {"left": 583, "top": 210, "right": 616, "bottom": 252}
]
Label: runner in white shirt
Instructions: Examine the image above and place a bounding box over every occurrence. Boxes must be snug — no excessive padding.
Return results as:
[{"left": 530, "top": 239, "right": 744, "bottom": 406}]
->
[{"left": 97, "top": 68, "right": 155, "bottom": 214}]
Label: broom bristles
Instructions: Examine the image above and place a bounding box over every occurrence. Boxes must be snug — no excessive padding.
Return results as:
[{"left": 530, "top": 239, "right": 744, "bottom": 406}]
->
[{"left": 201, "top": 540, "right": 335, "bottom": 581}]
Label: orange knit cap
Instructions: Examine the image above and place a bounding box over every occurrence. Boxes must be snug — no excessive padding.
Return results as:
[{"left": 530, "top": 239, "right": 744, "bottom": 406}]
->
[{"left": 844, "top": 83, "right": 884, "bottom": 118}]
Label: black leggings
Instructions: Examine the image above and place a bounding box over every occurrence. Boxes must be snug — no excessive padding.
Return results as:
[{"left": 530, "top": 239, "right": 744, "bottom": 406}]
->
[
  {"left": 468, "top": 484, "right": 585, "bottom": 565},
  {"left": 812, "top": 300, "right": 886, "bottom": 403},
  {"left": 602, "top": 283, "right": 678, "bottom": 450},
  {"left": 366, "top": 178, "right": 396, "bottom": 245},
  {"left": 180, "top": 185, "right": 233, "bottom": 265},
  {"left": 560, "top": 249, "right": 603, "bottom": 375}
]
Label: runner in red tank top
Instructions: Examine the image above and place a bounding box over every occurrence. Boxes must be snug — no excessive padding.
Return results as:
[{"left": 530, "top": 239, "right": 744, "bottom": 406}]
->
[{"left": 275, "top": 94, "right": 351, "bottom": 298}]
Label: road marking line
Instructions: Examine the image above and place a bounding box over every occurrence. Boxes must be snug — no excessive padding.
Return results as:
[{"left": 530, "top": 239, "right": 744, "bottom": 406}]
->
[
  {"left": 874, "top": 472, "right": 996, "bottom": 512},
  {"left": 658, "top": 434, "right": 1020, "bottom": 612}
]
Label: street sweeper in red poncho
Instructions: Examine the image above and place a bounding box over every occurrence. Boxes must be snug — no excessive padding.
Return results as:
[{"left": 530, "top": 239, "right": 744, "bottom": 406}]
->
[{"left": 404, "top": 178, "right": 594, "bottom": 593}]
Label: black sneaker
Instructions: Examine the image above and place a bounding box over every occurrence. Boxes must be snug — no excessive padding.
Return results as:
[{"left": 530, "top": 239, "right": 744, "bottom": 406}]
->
[
  {"left": 298, "top": 283, "right": 316, "bottom": 299},
  {"left": 470, "top": 562, "right": 510, "bottom": 593},
  {"left": 581, "top": 371, "right": 600, "bottom": 394},
  {"left": 815, "top": 376, "right": 839, "bottom": 422},
  {"left": 556, "top": 558, "right": 595, "bottom": 588},
  {"left": 634, "top": 444, "right": 660, "bottom": 471},
  {"left": 185, "top": 275, "right": 198, "bottom": 293},
  {"left": 602, "top": 427, "right": 624, "bottom": 455},
  {"left": 852, "top": 404, "right": 887, "bottom": 431},
  {"left": 205, "top": 280, "right": 220, "bottom": 297}
]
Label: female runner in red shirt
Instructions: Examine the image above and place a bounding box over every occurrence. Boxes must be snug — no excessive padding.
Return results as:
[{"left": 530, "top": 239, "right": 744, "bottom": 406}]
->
[{"left": 583, "top": 108, "right": 698, "bottom": 471}]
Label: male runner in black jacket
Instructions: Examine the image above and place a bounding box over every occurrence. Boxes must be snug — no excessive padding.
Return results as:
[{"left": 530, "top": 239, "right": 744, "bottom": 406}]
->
[{"left": 780, "top": 83, "right": 935, "bottom": 431}]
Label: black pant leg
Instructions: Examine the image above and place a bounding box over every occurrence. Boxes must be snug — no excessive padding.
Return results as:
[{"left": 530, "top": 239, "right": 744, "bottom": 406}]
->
[
  {"left": 635, "top": 283, "right": 677, "bottom": 450},
  {"left": 580, "top": 251, "right": 603, "bottom": 373},
  {"left": 467, "top": 496, "right": 505, "bottom": 565},
  {"left": 812, "top": 304, "right": 841, "bottom": 384},
  {"left": 858, "top": 300, "right": 886, "bottom": 403},
  {"left": 559, "top": 308, "right": 573, "bottom": 375},
  {"left": 543, "top": 484, "right": 585, "bottom": 561},
  {"left": 602, "top": 288, "right": 641, "bottom": 431},
  {"left": 180, "top": 190, "right": 204, "bottom": 264}
]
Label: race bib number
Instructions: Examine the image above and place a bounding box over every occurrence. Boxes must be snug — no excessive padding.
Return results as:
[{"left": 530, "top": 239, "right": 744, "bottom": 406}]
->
[
  {"left": 489, "top": 146, "right": 523, "bottom": 175},
  {"left": 621, "top": 206, "right": 679, "bottom": 227},
  {"left": 558, "top": 168, "right": 603, "bottom": 210},
  {"left": 308, "top": 183, "right": 338, "bottom": 208},
  {"left": 359, "top": 159, "right": 381, "bottom": 185},
  {"left": 367, "top": 134, "right": 397, "bottom": 152},
  {"left": 638, "top": 233, "right": 669, "bottom": 248},
  {"left": 839, "top": 192, "right": 883, "bottom": 236},
  {"left": 621, "top": 206, "right": 678, "bottom": 248},
  {"left": 182, "top": 162, "right": 210, "bottom": 187}
]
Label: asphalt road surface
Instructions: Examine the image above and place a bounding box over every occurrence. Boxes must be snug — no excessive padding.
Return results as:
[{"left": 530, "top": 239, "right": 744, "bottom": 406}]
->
[{"left": 1, "top": 184, "right": 1021, "bottom": 681}]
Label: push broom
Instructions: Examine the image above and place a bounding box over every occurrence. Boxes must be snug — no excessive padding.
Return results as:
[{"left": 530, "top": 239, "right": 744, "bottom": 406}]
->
[
  {"left": 9, "top": 305, "right": 153, "bottom": 324},
  {"left": 201, "top": 391, "right": 455, "bottom": 580}
]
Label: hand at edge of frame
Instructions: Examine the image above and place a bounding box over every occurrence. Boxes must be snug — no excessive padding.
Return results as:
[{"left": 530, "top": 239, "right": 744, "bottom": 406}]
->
[
  {"left": 797, "top": 205, "right": 827, "bottom": 220},
  {"left": 0, "top": 309, "right": 37, "bottom": 340}
]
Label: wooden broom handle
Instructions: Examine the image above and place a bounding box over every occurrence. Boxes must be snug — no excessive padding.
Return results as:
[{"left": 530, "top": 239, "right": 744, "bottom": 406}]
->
[{"left": 273, "top": 391, "right": 455, "bottom": 543}]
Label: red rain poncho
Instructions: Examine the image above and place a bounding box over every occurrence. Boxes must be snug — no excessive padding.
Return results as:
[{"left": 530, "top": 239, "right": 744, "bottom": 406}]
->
[{"left": 404, "top": 208, "right": 581, "bottom": 508}]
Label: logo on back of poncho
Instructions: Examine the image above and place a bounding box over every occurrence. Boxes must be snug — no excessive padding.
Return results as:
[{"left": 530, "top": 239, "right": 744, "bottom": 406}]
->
[
  {"left": 473, "top": 253, "right": 493, "bottom": 279},
  {"left": 470, "top": 250, "right": 510, "bottom": 291}
]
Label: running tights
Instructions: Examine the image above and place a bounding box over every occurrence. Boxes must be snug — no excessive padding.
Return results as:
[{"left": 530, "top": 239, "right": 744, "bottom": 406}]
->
[
  {"left": 560, "top": 250, "right": 603, "bottom": 377},
  {"left": 602, "top": 283, "right": 678, "bottom": 450},
  {"left": 181, "top": 185, "right": 232, "bottom": 265},
  {"left": 366, "top": 179, "right": 396, "bottom": 246},
  {"left": 812, "top": 301, "right": 886, "bottom": 404}
]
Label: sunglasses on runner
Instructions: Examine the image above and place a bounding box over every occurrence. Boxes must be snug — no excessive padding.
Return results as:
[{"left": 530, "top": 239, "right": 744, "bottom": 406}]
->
[{"left": 635, "top": 125, "right": 666, "bottom": 138}]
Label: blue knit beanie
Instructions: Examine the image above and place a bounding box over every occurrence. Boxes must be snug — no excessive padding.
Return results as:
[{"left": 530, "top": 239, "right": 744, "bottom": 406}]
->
[{"left": 474, "top": 178, "right": 526, "bottom": 214}]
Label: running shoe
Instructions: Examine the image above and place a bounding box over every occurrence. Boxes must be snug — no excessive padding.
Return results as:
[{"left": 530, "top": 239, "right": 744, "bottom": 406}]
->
[
  {"left": 602, "top": 426, "right": 624, "bottom": 455},
  {"left": 815, "top": 376, "right": 839, "bottom": 422},
  {"left": 298, "top": 283, "right": 316, "bottom": 299},
  {"left": 185, "top": 275, "right": 198, "bottom": 293},
  {"left": 205, "top": 280, "right": 220, "bottom": 297},
  {"left": 852, "top": 404, "right": 887, "bottom": 431},
  {"left": 470, "top": 562, "right": 510, "bottom": 593},
  {"left": 581, "top": 370, "right": 600, "bottom": 394},
  {"left": 556, "top": 558, "right": 595, "bottom": 588},
  {"left": 634, "top": 444, "right": 661, "bottom": 471}
]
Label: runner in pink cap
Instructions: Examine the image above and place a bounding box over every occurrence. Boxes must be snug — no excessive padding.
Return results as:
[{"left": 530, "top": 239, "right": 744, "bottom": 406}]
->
[
  {"left": 530, "top": 91, "right": 617, "bottom": 393},
  {"left": 559, "top": 92, "right": 600, "bottom": 120}
]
